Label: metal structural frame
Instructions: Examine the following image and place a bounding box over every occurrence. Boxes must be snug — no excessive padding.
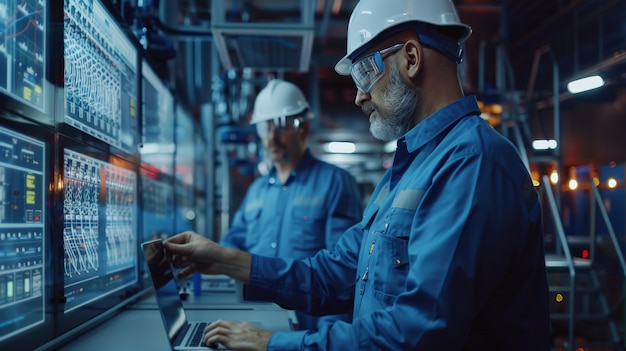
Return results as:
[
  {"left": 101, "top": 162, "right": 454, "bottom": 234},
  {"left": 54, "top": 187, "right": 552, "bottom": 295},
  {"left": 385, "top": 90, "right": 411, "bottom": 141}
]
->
[{"left": 211, "top": 0, "right": 316, "bottom": 72}]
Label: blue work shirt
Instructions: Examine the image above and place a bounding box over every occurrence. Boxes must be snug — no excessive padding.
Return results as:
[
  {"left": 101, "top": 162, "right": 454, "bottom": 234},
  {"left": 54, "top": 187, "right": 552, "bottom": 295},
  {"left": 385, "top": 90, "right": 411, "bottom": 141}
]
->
[
  {"left": 221, "top": 148, "right": 363, "bottom": 330},
  {"left": 245, "top": 96, "right": 551, "bottom": 350}
]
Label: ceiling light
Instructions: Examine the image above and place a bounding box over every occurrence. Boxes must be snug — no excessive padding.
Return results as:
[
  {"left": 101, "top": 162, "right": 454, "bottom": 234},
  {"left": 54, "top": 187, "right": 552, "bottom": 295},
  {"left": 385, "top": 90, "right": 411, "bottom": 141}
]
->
[
  {"left": 532, "top": 139, "right": 557, "bottom": 150},
  {"left": 325, "top": 141, "right": 356, "bottom": 154},
  {"left": 567, "top": 75, "right": 605, "bottom": 94}
]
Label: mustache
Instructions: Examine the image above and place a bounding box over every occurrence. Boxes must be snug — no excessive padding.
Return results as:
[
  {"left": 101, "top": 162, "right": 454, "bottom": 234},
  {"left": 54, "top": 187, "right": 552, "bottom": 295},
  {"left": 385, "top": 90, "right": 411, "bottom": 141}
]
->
[{"left": 361, "top": 101, "right": 375, "bottom": 115}]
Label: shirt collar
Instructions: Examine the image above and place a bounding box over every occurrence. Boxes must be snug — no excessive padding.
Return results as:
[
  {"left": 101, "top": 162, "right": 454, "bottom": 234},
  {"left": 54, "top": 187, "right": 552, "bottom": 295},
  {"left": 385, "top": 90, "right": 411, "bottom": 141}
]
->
[
  {"left": 267, "top": 148, "right": 314, "bottom": 183},
  {"left": 401, "top": 96, "right": 481, "bottom": 153}
]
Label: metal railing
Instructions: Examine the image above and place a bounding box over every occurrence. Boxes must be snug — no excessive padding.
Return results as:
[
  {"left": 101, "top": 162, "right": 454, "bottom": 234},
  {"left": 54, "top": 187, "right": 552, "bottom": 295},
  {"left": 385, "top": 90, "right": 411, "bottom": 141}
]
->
[
  {"left": 542, "top": 175, "right": 576, "bottom": 351},
  {"left": 591, "top": 181, "right": 626, "bottom": 349},
  {"left": 590, "top": 181, "right": 626, "bottom": 282}
]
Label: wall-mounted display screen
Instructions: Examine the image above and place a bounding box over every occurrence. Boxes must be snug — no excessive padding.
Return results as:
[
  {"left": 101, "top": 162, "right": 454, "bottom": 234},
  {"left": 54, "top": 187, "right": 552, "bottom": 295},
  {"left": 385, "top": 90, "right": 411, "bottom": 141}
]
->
[
  {"left": 0, "top": 126, "right": 46, "bottom": 342},
  {"left": 63, "top": 0, "right": 138, "bottom": 154},
  {"left": 140, "top": 172, "right": 174, "bottom": 243},
  {"left": 174, "top": 105, "right": 195, "bottom": 188},
  {"left": 62, "top": 148, "right": 138, "bottom": 313},
  {"left": 173, "top": 106, "right": 197, "bottom": 234},
  {"left": 0, "top": 0, "right": 47, "bottom": 112},
  {"left": 139, "top": 170, "right": 174, "bottom": 282},
  {"left": 140, "top": 60, "right": 174, "bottom": 174}
]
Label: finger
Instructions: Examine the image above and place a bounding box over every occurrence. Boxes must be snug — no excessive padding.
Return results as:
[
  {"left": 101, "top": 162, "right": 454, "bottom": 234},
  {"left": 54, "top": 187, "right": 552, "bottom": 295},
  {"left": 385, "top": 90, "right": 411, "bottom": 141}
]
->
[
  {"left": 203, "top": 322, "right": 228, "bottom": 345},
  {"left": 164, "top": 232, "right": 191, "bottom": 246},
  {"left": 203, "top": 332, "right": 226, "bottom": 350},
  {"left": 205, "top": 320, "right": 227, "bottom": 332}
]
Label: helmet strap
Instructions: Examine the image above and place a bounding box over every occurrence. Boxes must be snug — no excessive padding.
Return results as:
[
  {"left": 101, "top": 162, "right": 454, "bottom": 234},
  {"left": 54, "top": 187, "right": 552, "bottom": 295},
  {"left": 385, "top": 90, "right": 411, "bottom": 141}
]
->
[{"left": 412, "top": 22, "right": 464, "bottom": 64}]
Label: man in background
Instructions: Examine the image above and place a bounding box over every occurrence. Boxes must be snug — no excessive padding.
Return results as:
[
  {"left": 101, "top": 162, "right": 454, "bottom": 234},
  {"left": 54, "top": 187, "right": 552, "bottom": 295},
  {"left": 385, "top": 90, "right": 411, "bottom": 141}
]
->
[{"left": 220, "top": 78, "right": 363, "bottom": 331}]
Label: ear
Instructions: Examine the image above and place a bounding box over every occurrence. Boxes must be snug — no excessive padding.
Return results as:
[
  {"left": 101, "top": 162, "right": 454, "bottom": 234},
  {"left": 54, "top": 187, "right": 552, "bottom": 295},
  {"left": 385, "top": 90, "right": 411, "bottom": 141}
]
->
[{"left": 403, "top": 39, "right": 423, "bottom": 79}]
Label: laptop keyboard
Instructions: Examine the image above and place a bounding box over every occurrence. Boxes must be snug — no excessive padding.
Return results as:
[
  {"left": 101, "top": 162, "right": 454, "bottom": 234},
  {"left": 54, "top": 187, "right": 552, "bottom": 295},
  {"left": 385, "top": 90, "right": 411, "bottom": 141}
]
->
[{"left": 187, "top": 322, "right": 209, "bottom": 347}]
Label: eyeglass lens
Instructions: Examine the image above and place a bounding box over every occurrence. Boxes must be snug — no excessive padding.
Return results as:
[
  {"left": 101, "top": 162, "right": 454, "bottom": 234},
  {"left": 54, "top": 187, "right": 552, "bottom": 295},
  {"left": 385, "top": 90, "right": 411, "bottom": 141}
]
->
[
  {"left": 350, "top": 43, "right": 404, "bottom": 93},
  {"left": 351, "top": 55, "right": 384, "bottom": 93},
  {"left": 256, "top": 116, "right": 302, "bottom": 137}
]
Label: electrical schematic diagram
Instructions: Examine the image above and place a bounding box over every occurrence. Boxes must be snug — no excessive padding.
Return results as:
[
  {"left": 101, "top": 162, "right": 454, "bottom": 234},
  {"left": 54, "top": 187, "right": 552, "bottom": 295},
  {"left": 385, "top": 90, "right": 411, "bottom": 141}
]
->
[
  {"left": 103, "top": 161, "right": 136, "bottom": 270},
  {"left": 0, "top": 0, "right": 46, "bottom": 111},
  {"left": 63, "top": 0, "right": 138, "bottom": 153},
  {"left": 63, "top": 149, "right": 100, "bottom": 280},
  {"left": 0, "top": 126, "right": 46, "bottom": 341},
  {"left": 63, "top": 149, "right": 137, "bottom": 312}
]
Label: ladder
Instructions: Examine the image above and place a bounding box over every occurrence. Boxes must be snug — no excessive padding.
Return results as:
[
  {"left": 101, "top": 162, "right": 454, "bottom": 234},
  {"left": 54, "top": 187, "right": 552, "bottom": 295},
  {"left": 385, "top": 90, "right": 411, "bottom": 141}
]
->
[
  {"left": 485, "top": 41, "right": 626, "bottom": 350},
  {"left": 540, "top": 176, "right": 625, "bottom": 350}
]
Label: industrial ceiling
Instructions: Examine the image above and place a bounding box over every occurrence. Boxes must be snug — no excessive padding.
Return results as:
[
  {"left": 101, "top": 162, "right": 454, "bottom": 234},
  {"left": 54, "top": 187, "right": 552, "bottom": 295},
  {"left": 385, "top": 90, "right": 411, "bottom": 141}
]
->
[{"left": 138, "top": 0, "right": 626, "bottom": 181}]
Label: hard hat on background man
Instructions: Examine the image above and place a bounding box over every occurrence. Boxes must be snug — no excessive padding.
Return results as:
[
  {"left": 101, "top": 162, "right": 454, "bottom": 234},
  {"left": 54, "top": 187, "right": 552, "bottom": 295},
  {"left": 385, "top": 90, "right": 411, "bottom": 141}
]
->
[
  {"left": 250, "top": 79, "right": 311, "bottom": 125},
  {"left": 335, "top": 0, "right": 472, "bottom": 75}
]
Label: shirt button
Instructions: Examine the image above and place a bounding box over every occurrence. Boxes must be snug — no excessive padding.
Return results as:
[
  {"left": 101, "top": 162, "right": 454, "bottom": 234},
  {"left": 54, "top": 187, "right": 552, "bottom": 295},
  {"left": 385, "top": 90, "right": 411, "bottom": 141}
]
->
[
  {"left": 269, "top": 178, "right": 276, "bottom": 184},
  {"left": 271, "top": 242, "right": 277, "bottom": 248}
]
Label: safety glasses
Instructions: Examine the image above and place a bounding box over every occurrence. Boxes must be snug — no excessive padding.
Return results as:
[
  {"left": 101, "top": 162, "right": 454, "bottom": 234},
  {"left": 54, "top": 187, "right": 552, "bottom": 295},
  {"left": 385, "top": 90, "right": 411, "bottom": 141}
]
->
[
  {"left": 255, "top": 116, "right": 303, "bottom": 138},
  {"left": 350, "top": 43, "right": 404, "bottom": 93}
]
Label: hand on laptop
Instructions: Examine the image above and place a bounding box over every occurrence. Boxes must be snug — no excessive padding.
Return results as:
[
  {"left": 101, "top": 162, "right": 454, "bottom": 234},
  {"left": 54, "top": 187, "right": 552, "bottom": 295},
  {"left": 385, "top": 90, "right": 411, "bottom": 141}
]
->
[
  {"left": 203, "top": 320, "right": 271, "bottom": 351},
  {"left": 164, "top": 231, "right": 253, "bottom": 283}
]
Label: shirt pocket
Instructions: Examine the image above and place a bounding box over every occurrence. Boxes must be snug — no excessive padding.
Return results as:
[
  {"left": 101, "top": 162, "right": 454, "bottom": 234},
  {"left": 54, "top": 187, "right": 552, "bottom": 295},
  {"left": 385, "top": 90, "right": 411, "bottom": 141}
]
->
[
  {"left": 289, "top": 205, "right": 326, "bottom": 254},
  {"left": 371, "top": 208, "right": 412, "bottom": 305},
  {"left": 243, "top": 206, "right": 263, "bottom": 248}
]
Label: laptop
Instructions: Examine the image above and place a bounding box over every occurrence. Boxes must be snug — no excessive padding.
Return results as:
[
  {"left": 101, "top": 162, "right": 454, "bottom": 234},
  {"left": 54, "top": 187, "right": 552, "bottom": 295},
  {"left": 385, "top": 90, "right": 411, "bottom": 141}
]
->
[{"left": 141, "top": 238, "right": 224, "bottom": 350}]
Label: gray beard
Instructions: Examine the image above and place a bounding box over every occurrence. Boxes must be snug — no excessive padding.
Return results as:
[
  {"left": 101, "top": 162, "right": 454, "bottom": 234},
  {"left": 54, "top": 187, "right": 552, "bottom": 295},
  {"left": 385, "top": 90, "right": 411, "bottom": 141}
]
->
[{"left": 369, "top": 61, "right": 419, "bottom": 142}]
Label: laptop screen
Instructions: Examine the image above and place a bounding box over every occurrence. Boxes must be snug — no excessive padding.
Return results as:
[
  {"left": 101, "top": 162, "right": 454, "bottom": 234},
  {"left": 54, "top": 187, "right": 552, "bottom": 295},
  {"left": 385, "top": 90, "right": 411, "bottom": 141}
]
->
[{"left": 142, "top": 239, "right": 187, "bottom": 343}]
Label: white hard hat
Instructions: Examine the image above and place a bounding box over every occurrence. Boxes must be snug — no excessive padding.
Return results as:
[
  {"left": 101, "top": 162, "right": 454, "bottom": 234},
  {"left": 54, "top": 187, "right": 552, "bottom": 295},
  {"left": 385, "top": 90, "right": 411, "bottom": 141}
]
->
[
  {"left": 250, "top": 79, "right": 310, "bottom": 124},
  {"left": 335, "top": 0, "right": 472, "bottom": 75}
]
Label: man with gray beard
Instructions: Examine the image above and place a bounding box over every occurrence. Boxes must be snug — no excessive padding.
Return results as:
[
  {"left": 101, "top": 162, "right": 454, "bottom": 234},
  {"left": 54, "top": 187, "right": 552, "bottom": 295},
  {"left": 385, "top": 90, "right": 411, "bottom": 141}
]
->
[{"left": 163, "top": 0, "right": 551, "bottom": 350}]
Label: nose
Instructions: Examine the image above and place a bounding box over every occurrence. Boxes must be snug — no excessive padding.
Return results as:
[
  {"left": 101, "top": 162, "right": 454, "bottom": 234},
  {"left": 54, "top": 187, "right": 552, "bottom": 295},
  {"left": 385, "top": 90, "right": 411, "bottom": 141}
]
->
[{"left": 354, "top": 89, "right": 370, "bottom": 106}]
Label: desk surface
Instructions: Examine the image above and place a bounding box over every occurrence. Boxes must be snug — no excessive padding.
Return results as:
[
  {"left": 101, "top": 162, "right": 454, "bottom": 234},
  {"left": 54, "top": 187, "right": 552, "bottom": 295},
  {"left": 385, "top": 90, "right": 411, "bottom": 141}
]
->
[{"left": 55, "top": 292, "right": 296, "bottom": 351}]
